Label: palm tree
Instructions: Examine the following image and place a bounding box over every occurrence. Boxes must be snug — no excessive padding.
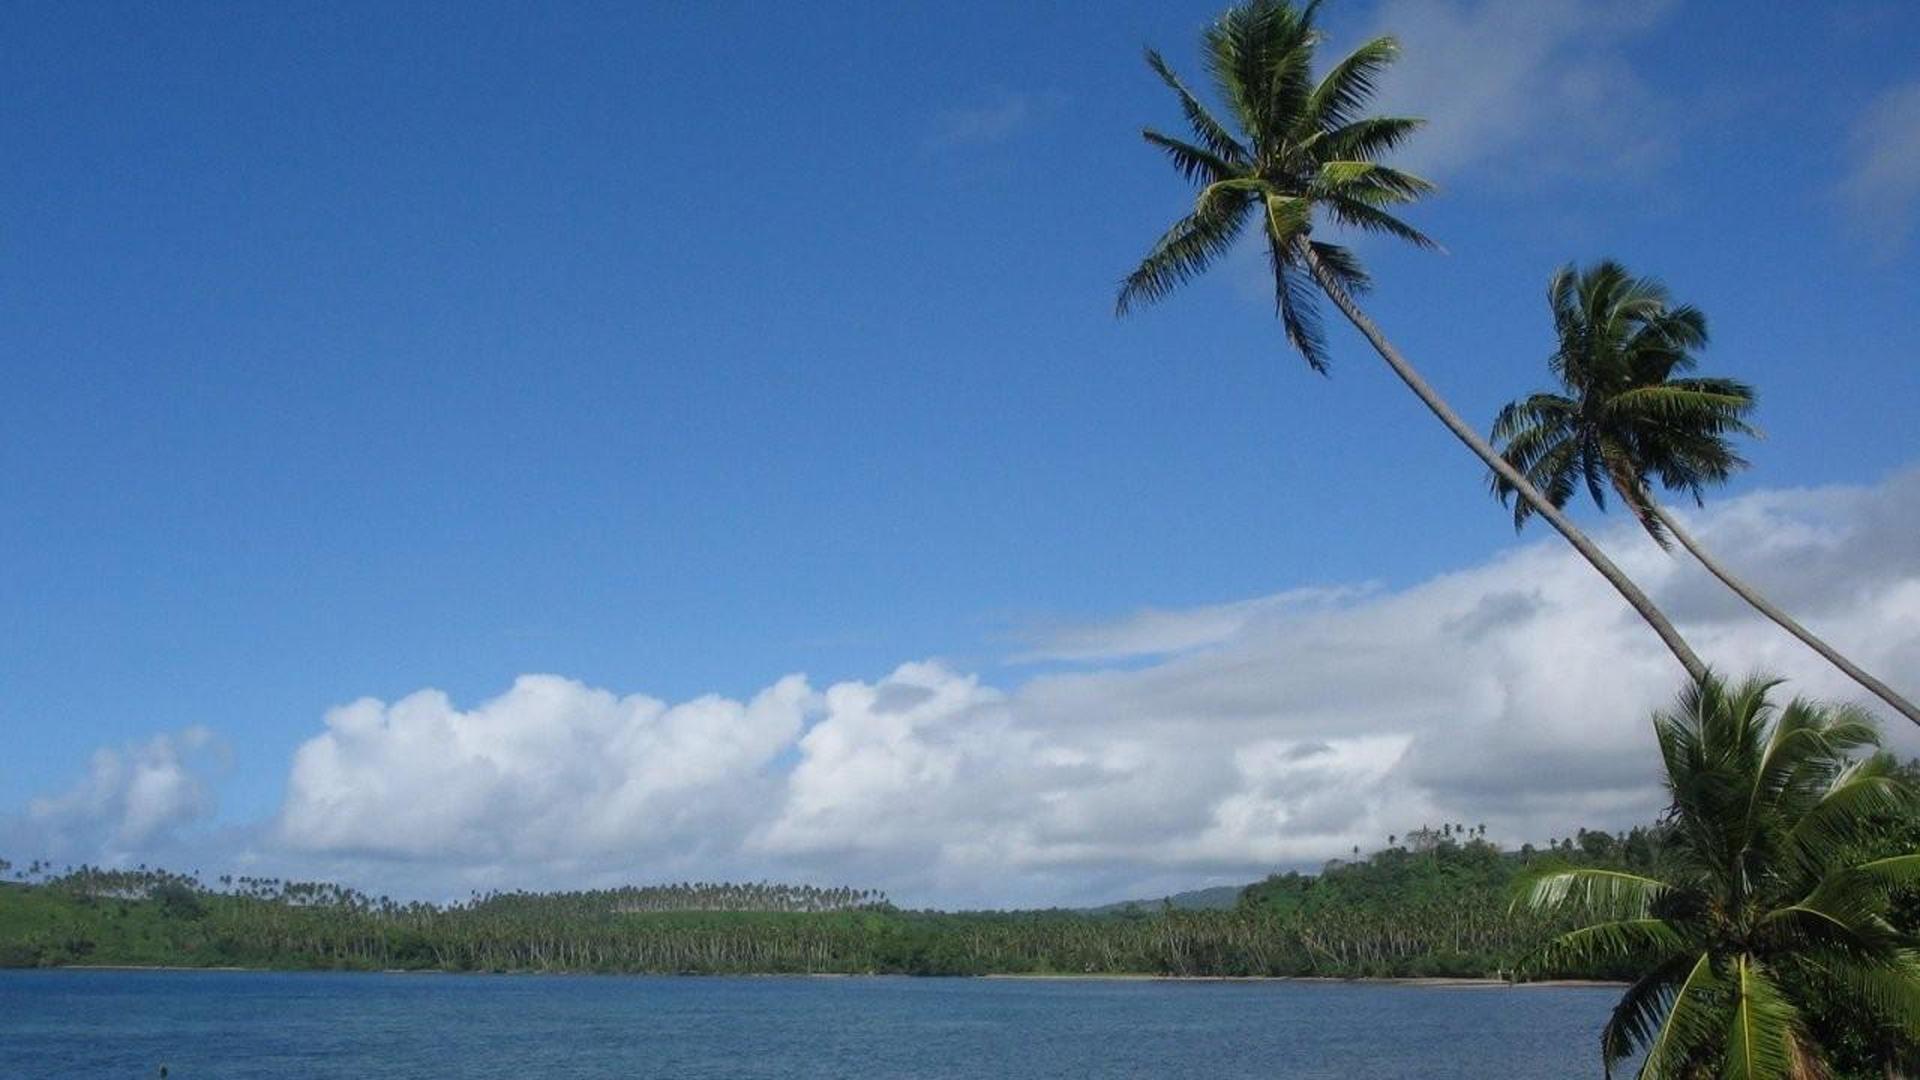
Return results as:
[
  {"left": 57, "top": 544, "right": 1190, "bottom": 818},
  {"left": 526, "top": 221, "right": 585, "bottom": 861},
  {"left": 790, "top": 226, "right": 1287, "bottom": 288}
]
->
[
  {"left": 1517, "top": 674, "right": 1920, "bottom": 1078},
  {"left": 1117, "top": 0, "right": 1706, "bottom": 680},
  {"left": 1490, "top": 260, "right": 1920, "bottom": 727}
]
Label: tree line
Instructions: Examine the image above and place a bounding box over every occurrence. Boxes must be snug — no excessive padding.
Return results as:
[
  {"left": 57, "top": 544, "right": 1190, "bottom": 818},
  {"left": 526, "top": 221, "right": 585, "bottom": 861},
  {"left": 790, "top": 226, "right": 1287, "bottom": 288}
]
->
[{"left": 6, "top": 769, "right": 1909, "bottom": 983}]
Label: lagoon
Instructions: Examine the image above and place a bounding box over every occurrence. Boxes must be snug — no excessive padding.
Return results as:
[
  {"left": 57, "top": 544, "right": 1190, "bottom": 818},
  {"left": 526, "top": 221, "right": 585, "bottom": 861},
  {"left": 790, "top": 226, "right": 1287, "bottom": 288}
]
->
[{"left": 0, "top": 969, "right": 1617, "bottom": 1078}]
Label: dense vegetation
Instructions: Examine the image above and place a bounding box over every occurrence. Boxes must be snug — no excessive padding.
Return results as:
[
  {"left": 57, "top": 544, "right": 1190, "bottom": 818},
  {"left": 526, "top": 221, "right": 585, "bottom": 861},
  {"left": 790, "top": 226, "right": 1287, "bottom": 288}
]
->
[
  {"left": 1520, "top": 678, "right": 1920, "bottom": 1078},
  {"left": 10, "top": 783, "right": 1910, "bottom": 983}
]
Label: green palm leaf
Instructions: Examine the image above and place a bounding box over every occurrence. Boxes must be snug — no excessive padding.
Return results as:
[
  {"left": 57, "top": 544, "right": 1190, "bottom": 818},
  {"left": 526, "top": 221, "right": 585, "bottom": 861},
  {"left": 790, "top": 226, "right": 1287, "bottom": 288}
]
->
[
  {"left": 1638, "top": 952, "right": 1723, "bottom": 1080},
  {"left": 1302, "top": 36, "right": 1400, "bottom": 132},
  {"left": 1116, "top": 203, "right": 1252, "bottom": 315},
  {"left": 1489, "top": 263, "right": 1920, "bottom": 724},
  {"left": 1533, "top": 918, "right": 1688, "bottom": 974},
  {"left": 1724, "top": 955, "right": 1801, "bottom": 1080},
  {"left": 1558, "top": 676, "right": 1920, "bottom": 1076},
  {"left": 1117, "top": 0, "right": 1432, "bottom": 373},
  {"left": 1515, "top": 867, "right": 1672, "bottom": 919}
]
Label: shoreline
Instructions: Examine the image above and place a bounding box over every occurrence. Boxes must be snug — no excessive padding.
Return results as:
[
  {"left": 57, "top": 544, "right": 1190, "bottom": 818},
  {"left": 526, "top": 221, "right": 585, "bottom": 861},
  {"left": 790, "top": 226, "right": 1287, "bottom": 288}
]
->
[
  {"left": 39, "top": 964, "right": 1622, "bottom": 987},
  {"left": 981, "top": 973, "right": 1623, "bottom": 988}
]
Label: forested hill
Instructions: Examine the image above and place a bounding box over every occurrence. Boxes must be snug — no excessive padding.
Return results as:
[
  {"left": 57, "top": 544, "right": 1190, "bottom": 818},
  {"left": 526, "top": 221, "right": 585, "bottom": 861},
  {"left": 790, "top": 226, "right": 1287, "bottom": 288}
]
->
[{"left": 3, "top": 797, "right": 1912, "bottom": 978}]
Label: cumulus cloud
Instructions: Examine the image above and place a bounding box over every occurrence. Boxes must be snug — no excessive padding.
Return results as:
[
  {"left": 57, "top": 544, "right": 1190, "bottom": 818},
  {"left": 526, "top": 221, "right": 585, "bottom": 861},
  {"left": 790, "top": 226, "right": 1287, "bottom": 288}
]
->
[
  {"left": 257, "top": 469, "right": 1920, "bottom": 906},
  {"left": 13, "top": 470, "right": 1920, "bottom": 908},
  {"left": 12, "top": 727, "right": 222, "bottom": 861},
  {"left": 1838, "top": 80, "right": 1920, "bottom": 254},
  {"left": 1364, "top": 0, "right": 1675, "bottom": 182},
  {"left": 277, "top": 674, "right": 812, "bottom": 864}
]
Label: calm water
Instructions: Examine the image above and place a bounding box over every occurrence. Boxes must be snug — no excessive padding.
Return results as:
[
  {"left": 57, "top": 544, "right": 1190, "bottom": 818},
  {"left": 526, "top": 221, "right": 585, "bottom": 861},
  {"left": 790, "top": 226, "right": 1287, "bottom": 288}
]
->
[{"left": 0, "top": 970, "right": 1618, "bottom": 1078}]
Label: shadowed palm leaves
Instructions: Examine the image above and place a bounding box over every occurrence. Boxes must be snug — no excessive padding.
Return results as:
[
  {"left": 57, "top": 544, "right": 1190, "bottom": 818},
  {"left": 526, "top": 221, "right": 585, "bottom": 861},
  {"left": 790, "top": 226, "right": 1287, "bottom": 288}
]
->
[
  {"left": 1118, "top": 0, "right": 1707, "bottom": 680},
  {"left": 1492, "top": 262, "right": 1920, "bottom": 727},
  {"left": 1518, "top": 675, "right": 1920, "bottom": 1078}
]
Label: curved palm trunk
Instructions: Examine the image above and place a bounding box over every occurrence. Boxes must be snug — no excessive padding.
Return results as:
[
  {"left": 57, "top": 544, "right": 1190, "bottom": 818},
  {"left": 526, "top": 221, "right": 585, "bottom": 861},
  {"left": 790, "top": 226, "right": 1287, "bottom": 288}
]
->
[
  {"left": 1647, "top": 500, "right": 1920, "bottom": 727},
  {"left": 1295, "top": 239, "right": 1707, "bottom": 682}
]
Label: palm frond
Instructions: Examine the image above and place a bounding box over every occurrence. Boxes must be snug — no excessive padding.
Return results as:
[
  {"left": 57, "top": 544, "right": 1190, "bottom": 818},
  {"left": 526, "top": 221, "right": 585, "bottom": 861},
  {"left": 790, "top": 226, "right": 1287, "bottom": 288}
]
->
[
  {"left": 1141, "top": 129, "right": 1241, "bottom": 187},
  {"left": 1514, "top": 867, "right": 1673, "bottom": 919},
  {"left": 1124, "top": 0, "right": 1433, "bottom": 338},
  {"left": 1321, "top": 195, "right": 1437, "bottom": 247},
  {"left": 1850, "top": 854, "right": 1920, "bottom": 893},
  {"left": 1203, "top": 0, "right": 1292, "bottom": 138},
  {"left": 1314, "top": 160, "right": 1436, "bottom": 203},
  {"left": 1724, "top": 955, "right": 1805, "bottom": 1080},
  {"left": 1638, "top": 952, "right": 1723, "bottom": 1080},
  {"left": 1783, "top": 755, "right": 1906, "bottom": 872},
  {"left": 1498, "top": 434, "right": 1581, "bottom": 529},
  {"left": 1271, "top": 240, "right": 1329, "bottom": 373},
  {"left": 1599, "top": 952, "right": 1702, "bottom": 1076},
  {"left": 1307, "top": 240, "right": 1370, "bottom": 294},
  {"left": 1489, "top": 394, "right": 1579, "bottom": 525},
  {"left": 1302, "top": 36, "right": 1399, "bottom": 132},
  {"left": 1144, "top": 50, "right": 1247, "bottom": 163},
  {"left": 1533, "top": 918, "right": 1688, "bottom": 972},
  {"left": 1317, "top": 116, "right": 1424, "bottom": 162},
  {"left": 1823, "top": 951, "right": 1920, "bottom": 1037},
  {"left": 1116, "top": 201, "right": 1252, "bottom": 315},
  {"left": 1505, "top": 260, "right": 1755, "bottom": 527}
]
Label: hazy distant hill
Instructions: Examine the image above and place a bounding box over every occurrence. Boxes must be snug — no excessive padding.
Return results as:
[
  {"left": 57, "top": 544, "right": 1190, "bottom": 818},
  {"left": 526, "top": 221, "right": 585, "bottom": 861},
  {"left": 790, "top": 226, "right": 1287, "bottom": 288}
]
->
[{"left": 1082, "top": 884, "right": 1246, "bottom": 914}]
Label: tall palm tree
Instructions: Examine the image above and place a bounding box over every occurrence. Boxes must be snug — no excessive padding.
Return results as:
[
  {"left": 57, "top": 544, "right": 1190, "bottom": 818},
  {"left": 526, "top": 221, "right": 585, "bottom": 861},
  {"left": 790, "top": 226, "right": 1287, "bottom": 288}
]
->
[
  {"left": 1117, "top": 0, "right": 1706, "bottom": 680},
  {"left": 1518, "top": 674, "right": 1920, "bottom": 1078},
  {"left": 1490, "top": 261, "right": 1920, "bottom": 727}
]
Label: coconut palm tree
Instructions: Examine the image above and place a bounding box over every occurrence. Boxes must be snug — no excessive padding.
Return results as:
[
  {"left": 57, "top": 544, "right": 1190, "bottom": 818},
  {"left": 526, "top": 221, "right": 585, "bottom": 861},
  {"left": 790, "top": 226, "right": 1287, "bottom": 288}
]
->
[
  {"left": 1490, "top": 260, "right": 1920, "bottom": 727},
  {"left": 1117, "top": 0, "right": 1706, "bottom": 680},
  {"left": 1517, "top": 674, "right": 1920, "bottom": 1078}
]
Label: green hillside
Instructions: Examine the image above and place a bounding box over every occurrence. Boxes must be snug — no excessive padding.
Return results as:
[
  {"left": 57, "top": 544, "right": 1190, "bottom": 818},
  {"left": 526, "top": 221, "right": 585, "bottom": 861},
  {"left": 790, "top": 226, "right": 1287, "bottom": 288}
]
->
[{"left": 6, "top": 788, "right": 1912, "bottom": 981}]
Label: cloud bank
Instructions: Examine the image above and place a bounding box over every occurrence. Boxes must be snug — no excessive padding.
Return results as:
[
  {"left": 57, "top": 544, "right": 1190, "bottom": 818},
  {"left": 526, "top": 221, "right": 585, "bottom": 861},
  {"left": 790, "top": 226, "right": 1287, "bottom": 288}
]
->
[{"left": 10, "top": 470, "right": 1920, "bottom": 908}]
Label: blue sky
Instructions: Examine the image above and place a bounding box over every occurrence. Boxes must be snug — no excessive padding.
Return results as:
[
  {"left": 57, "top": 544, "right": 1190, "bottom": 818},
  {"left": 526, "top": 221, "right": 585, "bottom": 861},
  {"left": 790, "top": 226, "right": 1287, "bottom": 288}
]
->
[{"left": 3, "top": 0, "right": 1917, "bottom": 904}]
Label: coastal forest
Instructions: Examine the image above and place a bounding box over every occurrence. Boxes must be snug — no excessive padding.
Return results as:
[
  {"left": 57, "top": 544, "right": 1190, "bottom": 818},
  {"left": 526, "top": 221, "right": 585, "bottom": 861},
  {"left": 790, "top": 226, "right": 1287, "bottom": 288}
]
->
[{"left": 6, "top": 773, "right": 1915, "bottom": 981}]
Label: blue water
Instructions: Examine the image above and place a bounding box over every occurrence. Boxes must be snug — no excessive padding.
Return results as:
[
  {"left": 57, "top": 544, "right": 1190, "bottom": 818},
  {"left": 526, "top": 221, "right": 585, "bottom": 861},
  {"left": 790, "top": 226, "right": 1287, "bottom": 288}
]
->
[{"left": 0, "top": 970, "right": 1617, "bottom": 1078}]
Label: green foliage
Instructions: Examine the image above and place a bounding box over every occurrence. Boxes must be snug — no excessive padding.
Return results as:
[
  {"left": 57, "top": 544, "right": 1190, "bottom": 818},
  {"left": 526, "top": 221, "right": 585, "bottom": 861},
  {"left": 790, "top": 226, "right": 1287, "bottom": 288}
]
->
[
  {"left": 1238, "top": 828, "right": 1669, "bottom": 979},
  {"left": 1489, "top": 259, "right": 1756, "bottom": 545},
  {"left": 1118, "top": 0, "right": 1433, "bottom": 372},
  {"left": 0, "top": 843, "right": 1644, "bottom": 980},
  {"left": 1519, "top": 674, "right": 1920, "bottom": 1079},
  {"left": 4, "top": 748, "right": 1912, "bottom": 1016}
]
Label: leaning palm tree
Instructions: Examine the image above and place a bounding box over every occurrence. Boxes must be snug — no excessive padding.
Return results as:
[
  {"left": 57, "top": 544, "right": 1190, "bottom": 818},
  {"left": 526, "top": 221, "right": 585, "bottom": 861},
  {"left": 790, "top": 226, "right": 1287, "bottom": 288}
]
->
[
  {"left": 1518, "top": 674, "right": 1920, "bottom": 1078},
  {"left": 1117, "top": 0, "right": 1706, "bottom": 680},
  {"left": 1490, "top": 261, "right": 1920, "bottom": 727}
]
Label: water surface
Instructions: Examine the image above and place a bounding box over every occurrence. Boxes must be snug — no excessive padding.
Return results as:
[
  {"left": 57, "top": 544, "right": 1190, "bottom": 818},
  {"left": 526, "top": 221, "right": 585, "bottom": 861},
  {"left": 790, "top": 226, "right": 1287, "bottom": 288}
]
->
[{"left": 0, "top": 970, "right": 1617, "bottom": 1078}]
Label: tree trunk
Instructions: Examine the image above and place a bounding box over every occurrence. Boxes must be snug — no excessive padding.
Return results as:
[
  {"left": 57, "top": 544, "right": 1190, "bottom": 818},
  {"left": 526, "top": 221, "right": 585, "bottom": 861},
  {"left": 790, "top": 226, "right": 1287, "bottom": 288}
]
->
[
  {"left": 1648, "top": 500, "right": 1920, "bottom": 727},
  {"left": 1295, "top": 239, "right": 1707, "bottom": 682}
]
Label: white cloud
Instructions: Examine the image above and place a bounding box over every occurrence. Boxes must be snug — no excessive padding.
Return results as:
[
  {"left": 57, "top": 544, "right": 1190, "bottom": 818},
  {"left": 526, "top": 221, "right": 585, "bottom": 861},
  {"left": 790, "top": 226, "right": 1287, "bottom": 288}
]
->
[
  {"left": 1364, "top": 0, "right": 1674, "bottom": 183},
  {"left": 277, "top": 674, "right": 812, "bottom": 863},
  {"left": 274, "top": 470, "right": 1920, "bottom": 907},
  {"left": 1839, "top": 80, "right": 1920, "bottom": 254},
  {"left": 1011, "top": 586, "right": 1372, "bottom": 663},
  {"left": 12, "top": 470, "right": 1920, "bottom": 908},
  {"left": 18, "top": 727, "right": 221, "bottom": 859}
]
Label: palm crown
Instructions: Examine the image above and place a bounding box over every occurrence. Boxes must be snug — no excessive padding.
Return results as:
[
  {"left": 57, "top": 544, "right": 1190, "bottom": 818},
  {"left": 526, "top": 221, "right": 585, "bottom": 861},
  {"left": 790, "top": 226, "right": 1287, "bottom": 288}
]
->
[
  {"left": 1117, "top": 0, "right": 1435, "bottom": 372},
  {"left": 1518, "top": 675, "right": 1920, "bottom": 1078},
  {"left": 1491, "top": 261, "right": 1758, "bottom": 546}
]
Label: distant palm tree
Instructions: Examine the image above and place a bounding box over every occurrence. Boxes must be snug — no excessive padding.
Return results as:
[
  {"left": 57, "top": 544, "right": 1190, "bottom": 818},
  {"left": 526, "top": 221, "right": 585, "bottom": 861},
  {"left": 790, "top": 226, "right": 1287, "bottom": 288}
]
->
[
  {"left": 1518, "top": 674, "right": 1920, "bottom": 1078},
  {"left": 1117, "top": 0, "right": 1706, "bottom": 680},
  {"left": 1490, "top": 261, "right": 1919, "bottom": 727}
]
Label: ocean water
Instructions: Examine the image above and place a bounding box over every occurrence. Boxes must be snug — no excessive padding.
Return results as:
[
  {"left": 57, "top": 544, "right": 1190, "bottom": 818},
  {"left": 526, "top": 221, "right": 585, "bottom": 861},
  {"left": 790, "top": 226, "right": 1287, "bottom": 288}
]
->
[{"left": 0, "top": 970, "right": 1618, "bottom": 1078}]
